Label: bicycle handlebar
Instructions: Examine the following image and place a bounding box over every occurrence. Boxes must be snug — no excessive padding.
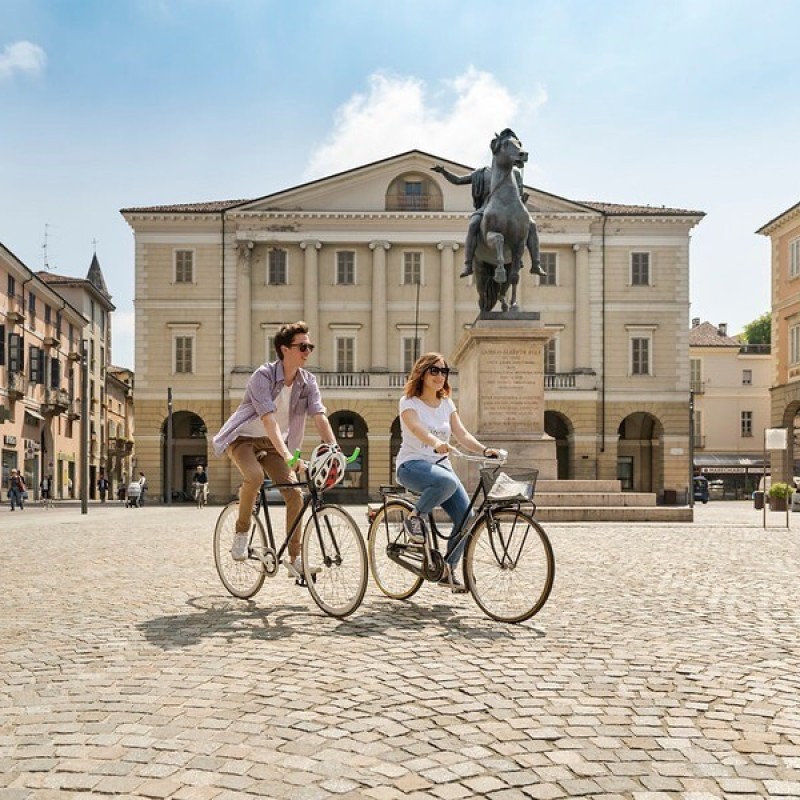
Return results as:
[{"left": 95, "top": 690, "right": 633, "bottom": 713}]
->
[
  {"left": 288, "top": 446, "right": 361, "bottom": 468},
  {"left": 448, "top": 446, "right": 508, "bottom": 464}
]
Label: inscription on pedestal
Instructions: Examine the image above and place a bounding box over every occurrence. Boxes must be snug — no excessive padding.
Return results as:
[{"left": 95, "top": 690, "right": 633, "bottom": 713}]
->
[{"left": 479, "top": 342, "right": 543, "bottom": 433}]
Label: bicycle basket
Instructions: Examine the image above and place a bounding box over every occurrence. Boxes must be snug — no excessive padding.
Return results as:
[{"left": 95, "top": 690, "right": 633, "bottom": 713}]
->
[{"left": 480, "top": 466, "right": 538, "bottom": 503}]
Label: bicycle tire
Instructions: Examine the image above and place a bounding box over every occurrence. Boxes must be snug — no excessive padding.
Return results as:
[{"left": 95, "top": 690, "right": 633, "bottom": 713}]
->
[
  {"left": 302, "top": 505, "right": 368, "bottom": 618},
  {"left": 213, "top": 502, "right": 268, "bottom": 599},
  {"left": 367, "top": 500, "right": 424, "bottom": 600},
  {"left": 464, "top": 508, "right": 554, "bottom": 623}
]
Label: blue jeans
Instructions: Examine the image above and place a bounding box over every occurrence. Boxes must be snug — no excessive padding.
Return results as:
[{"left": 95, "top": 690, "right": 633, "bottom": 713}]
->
[
  {"left": 8, "top": 488, "right": 23, "bottom": 510},
  {"left": 396, "top": 459, "right": 471, "bottom": 566}
]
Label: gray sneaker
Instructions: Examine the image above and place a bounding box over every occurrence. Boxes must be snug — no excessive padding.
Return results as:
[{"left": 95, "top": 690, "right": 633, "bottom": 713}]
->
[
  {"left": 403, "top": 515, "right": 425, "bottom": 545},
  {"left": 284, "top": 558, "right": 321, "bottom": 580},
  {"left": 230, "top": 532, "right": 250, "bottom": 561}
]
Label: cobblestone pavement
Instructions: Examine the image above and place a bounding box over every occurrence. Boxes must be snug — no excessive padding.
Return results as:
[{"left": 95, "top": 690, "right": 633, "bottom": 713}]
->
[{"left": 1, "top": 501, "right": 799, "bottom": 799}]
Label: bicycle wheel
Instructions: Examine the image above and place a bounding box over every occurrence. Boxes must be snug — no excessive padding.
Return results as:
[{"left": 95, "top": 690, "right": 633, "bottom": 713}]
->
[
  {"left": 464, "top": 508, "right": 554, "bottom": 623},
  {"left": 302, "top": 506, "right": 368, "bottom": 618},
  {"left": 367, "top": 500, "right": 424, "bottom": 600},
  {"left": 213, "top": 502, "right": 268, "bottom": 599}
]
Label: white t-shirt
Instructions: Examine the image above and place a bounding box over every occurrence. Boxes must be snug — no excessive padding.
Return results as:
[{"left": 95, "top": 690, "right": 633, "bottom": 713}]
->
[
  {"left": 395, "top": 395, "right": 456, "bottom": 469},
  {"left": 237, "top": 384, "right": 292, "bottom": 440}
]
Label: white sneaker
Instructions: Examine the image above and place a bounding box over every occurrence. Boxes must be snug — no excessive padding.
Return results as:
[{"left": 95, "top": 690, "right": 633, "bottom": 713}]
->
[
  {"left": 284, "top": 557, "right": 321, "bottom": 579},
  {"left": 230, "top": 532, "right": 250, "bottom": 561}
]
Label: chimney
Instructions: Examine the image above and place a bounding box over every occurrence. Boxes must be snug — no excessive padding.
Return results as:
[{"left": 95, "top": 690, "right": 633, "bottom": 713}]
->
[
  {"left": 691, "top": 317, "right": 700, "bottom": 328},
  {"left": 718, "top": 323, "right": 727, "bottom": 336}
]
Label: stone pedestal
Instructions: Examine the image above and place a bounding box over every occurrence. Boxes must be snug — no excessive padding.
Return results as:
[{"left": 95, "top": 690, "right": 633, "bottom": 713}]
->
[{"left": 451, "top": 318, "right": 558, "bottom": 486}]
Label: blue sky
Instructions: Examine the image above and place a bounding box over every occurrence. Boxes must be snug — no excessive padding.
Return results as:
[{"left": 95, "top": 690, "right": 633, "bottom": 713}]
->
[{"left": 2, "top": 0, "right": 800, "bottom": 368}]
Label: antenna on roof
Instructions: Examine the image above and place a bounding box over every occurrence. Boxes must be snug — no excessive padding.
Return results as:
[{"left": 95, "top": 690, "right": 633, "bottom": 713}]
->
[{"left": 42, "top": 223, "right": 51, "bottom": 270}]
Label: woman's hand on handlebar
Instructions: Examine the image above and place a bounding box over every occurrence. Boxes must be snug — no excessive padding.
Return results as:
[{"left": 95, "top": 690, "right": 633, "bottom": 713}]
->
[
  {"left": 483, "top": 447, "right": 504, "bottom": 459},
  {"left": 432, "top": 439, "right": 451, "bottom": 455}
]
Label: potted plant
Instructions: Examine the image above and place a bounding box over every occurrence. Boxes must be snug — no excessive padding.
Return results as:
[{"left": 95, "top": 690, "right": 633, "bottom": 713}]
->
[{"left": 768, "top": 481, "right": 793, "bottom": 511}]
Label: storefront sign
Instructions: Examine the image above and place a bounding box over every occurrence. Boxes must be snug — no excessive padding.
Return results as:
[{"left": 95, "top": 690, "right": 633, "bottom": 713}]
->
[{"left": 3, "top": 435, "right": 17, "bottom": 447}]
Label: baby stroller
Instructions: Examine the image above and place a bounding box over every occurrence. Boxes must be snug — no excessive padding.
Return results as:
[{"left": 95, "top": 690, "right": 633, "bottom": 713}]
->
[{"left": 126, "top": 481, "right": 141, "bottom": 507}]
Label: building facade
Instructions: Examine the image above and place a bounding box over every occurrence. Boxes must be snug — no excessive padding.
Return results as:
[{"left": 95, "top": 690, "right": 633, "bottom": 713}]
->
[
  {"left": 1, "top": 243, "right": 87, "bottom": 499},
  {"left": 690, "top": 319, "right": 771, "bottom": 497},
  {"left": 37, "top": 256, "right": 132, "bottom": 499},
  {"left": 121, "top": 150, "right": 703, "bottom": 503},
  {"left": 758, "top": 200, "right": 800, "bottom": 480}
]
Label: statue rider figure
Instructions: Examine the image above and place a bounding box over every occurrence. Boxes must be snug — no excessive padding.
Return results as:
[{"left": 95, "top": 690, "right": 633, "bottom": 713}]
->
[{"left": 432, "top": 129, "right": 546, "bottom": 279}]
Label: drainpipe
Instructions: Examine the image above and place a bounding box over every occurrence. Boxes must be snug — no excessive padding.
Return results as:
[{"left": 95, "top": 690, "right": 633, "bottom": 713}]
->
[
  {"left": 220, "top": 209, "right": 226, "bottom": 434},
  {"left": 600, "top": 212, "right": 607, "bottom": 453}
]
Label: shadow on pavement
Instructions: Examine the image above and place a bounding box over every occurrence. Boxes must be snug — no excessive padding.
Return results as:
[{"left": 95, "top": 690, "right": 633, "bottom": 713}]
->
[{"left": 138, "top": 592, "right": 546, "bottom": 650}]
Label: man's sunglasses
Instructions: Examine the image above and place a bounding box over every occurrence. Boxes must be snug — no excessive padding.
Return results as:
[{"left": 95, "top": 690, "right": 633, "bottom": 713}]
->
[
  {"left": 427, "top": 365, "right": 450, "bottom": 377},
  {"left": 287, "top": 343, "right": 315, "bottom": 353}
]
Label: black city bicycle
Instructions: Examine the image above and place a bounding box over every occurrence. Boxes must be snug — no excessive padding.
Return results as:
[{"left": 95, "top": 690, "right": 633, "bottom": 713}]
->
[
  {"left": 367, "top": 450, "right": 554, "bottom": 623},
  {"left": 214, "top": 449, "right": 368, "bottom": 618}
]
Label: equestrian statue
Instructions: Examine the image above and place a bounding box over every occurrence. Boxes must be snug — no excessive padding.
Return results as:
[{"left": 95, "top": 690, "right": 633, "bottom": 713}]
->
[{"left": 432, "top": 128, "right": 544, "bottom": 314}]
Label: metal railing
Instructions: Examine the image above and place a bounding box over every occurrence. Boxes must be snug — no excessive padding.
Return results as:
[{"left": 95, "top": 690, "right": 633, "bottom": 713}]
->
[{"left": 385, "top": 194, "right": 443, "bottom": 212}]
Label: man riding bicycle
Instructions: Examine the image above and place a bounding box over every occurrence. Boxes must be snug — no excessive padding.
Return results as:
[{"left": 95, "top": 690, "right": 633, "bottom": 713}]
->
[
  {"left": 192, "top": 464, "right": 208, "bottom": 505},
  {"left": 212, "top": 321, "right": 338, "bottom": 578}
]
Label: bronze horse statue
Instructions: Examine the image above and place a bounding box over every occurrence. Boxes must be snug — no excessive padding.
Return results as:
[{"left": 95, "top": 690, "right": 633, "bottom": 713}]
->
[{"left": 472, "top": 130, "right": 535, "bottom": 314}]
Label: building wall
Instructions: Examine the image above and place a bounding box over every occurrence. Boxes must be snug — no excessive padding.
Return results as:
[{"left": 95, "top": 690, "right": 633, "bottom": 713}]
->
[{"left": 124, "top": 153, "right": 702, "bottom": 503}]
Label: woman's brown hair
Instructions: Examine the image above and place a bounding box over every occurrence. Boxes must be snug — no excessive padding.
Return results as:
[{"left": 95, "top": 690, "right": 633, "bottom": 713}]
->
[{"left": 403, "top": 352, "right": 451, "bottom": 399}]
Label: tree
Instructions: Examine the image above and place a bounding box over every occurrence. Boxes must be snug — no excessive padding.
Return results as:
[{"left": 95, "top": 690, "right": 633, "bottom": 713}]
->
[{"left": 741, "top": 312, "right": 771, "bottom": 344}]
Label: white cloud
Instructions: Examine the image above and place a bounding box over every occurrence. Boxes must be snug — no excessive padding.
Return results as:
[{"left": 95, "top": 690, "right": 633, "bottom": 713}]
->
[
  {"left": 0, "top": 40, "right": 47, "bottom": 80},
  {"left": 305, "top": 67, "right": 547, "bottom": 178}
]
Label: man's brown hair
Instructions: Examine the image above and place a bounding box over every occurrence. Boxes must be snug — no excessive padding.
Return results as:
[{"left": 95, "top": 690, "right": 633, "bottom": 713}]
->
[{"left": 274, "top": 321, "right": 309, "bottom": 360}]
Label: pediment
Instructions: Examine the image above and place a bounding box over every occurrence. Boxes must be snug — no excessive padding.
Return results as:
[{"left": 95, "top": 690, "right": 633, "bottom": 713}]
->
[{"left": 231, "top": 150, "right": 598, "bottom": 218}]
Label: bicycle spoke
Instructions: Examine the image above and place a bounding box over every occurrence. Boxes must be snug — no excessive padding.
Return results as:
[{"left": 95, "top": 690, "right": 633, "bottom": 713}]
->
[
  {"left": 303, "top": 506, "right": 367, "bottom": 618},
  {"left": 466, "top": 509, "right": 554, "bottom": 623},
  {"left": 213, "top": 503, "right": 267, "bottom": 599},
  {"left": 367, "top": 501, "right": 423, "bottom": 600}
]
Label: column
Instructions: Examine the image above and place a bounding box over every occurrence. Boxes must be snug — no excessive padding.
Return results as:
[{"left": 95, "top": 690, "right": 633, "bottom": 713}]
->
[
  {"left": 438, "top": 241, "right": 459, "bottom": 358},
  {"left": 300, "top": 240, "right": 321, "bottom": 363},
  {"left": 574, "top": 243, "right": 590, "bottom": 370},
  {"left": 369, "top": 241, "right": 390, "bottom": 371},
  {"left": 236, "top": 242, "right": 253, "bottom": 368}
]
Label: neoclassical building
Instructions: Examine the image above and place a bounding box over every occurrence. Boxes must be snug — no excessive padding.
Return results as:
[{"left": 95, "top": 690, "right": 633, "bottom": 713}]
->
[
  {"left": 121, "top": 150, "right": 703, "bottom": 503},
  {"left": 758, "top": 200, "right": 800, "bottom": 480}
]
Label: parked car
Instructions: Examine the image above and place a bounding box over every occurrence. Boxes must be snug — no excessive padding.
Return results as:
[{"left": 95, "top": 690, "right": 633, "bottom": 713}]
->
[{"left": 693, "top": 476, "right": 709, "bottom": 504}]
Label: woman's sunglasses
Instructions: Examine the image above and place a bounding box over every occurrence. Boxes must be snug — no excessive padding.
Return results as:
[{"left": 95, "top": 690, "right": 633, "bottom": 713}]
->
[
  {"left": 427, "top": 365, "right": 450, "bottom": 377},
  {"left": 287, "top": 343, "right": 315, "bottom": 353}
]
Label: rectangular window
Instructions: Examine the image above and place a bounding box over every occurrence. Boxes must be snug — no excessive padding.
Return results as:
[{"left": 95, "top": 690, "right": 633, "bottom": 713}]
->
[
  {"left": 175, "top": 336, "right": 193, "bottom": 374},
  {"left": 790, "top": 237, "right": 800, "bottom": 278},
  {"left": 693, "top": 409, "right": 703, "bottom": 444},
  {"left": 0, "top": 324, "right": 4, "bottom": 366},
  {"left": 268, "top": 249, "right": 288, "bottom": 285},
  {"left": 402, "top": 337, "right": 421, "bottom": 373},
  {"left": 90, "top": 339, "right": 96, "bottom": 371},
  {"left": 175, "top": 250, "right": 194, "bottom": 283},
  {"left": 544, "top": 338, "right": 557, "bottom": 374},
  {"left": 631, "top": 252, "right": 650, "bottom": 286},
  {"left": 403, "top": 252, "right": 422, "bottom": 285},
  {"left": 690, "top": 358, "right": 702, "bottom": 393},
  {"left": 29, "top": 345, "right": 44, "bottom": 384},
  {"left": 8, "top": 333, "right": 23, "bottom": 372},
  {"left": 539, "top": 252, "right": 557, "bottom": 286},
  {"left": 631, "top": 337, "right": 650, "bottom": 375},
  {"left": 741, "top": 410, "right": 753, "bottom": 437},
  {"left": 742, "top": 369, "right": 752, "bottom": 385},
  {"left": 336, "top": 251, "right": 355, "bottom": 285},
  {"left": 791, "top": 324, "right": 800, "bottom": 365},
  {"left": 28, "top": 292, "right": 36, "bottom": 316},
  {"left": 335, "top": 336, "right": 355, "bottom": 372},
  {"left": 45, "top": 304, "right": 51, "bottom": 324},
  {"left": 50, "top": 356, "right": 61, "bottom": 388},
  {"left": 617, "top": 456, "right": 634, "bottom": 490},
  {"left": 7, "top": 275, "right": 14, "bottom": 297}
]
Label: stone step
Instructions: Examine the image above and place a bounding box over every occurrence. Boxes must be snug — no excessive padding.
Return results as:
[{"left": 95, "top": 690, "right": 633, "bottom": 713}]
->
[
  {"left": 534, "top": 506, "right": 693, "bottom": 523},
  {"left": 535, "top": 492, "right": 655, "bottom": 508},
  {"left": 536, "top": 479, "right": 622, "bottom": 493}
]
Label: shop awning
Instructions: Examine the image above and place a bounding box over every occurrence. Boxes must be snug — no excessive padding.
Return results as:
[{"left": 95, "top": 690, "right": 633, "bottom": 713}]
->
[
  {"left": 694, "top": 454, "right": 766, "bottom": 473},
  {"left": 23, "top": 408, "right": 45, "bottom": 422}
]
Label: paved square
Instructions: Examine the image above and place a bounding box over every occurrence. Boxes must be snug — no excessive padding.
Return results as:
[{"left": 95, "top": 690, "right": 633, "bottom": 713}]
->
[{"left": 1, "top": 501, "right": 799, "bottom": 799}]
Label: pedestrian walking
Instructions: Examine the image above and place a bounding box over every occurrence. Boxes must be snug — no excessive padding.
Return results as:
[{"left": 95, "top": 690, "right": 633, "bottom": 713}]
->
[
  {"left": 137, "top": 472, "right": 147, "bottom": 507},
  {"left": 8, "top": 469, "right": 26, "bottom": 511},
  {"left": 97, "top": 474, "right": 109, "bottom": 503}
]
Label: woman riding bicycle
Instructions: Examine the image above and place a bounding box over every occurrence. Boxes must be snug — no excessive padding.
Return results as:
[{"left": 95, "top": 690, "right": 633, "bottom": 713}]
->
[{"left": 396, "top": 352, "right": 501, "bottom": 592}]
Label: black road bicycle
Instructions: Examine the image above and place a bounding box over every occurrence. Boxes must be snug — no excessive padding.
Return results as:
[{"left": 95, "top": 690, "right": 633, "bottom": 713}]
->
[
  {"left": 214, "top": 449, "right": 367, "bottom": 619},
  {"left": 367, "top": 450, "right": 554, "bottom": 623}
]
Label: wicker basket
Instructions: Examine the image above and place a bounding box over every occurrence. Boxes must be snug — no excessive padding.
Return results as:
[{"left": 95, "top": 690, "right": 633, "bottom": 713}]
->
[{"left": 480, "top": 466, "right": 538, "bottom": 503}]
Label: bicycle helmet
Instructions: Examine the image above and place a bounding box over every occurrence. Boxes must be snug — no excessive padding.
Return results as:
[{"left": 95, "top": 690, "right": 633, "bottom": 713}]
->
[{"left": 308, "top": 443, "right": 347, "bottom": 491}]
